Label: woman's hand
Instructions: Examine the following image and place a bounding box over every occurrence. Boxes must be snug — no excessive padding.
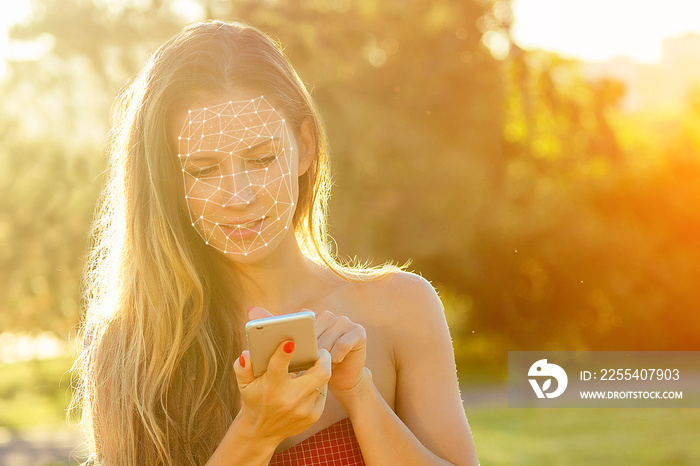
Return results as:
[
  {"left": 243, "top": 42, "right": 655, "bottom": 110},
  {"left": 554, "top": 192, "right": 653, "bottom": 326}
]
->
[
  {"left": 315, "top": 310, "right": 369, "bottom": 399},
  {"left": 233, "top": 325, "right": 331, "bottom": 445}
]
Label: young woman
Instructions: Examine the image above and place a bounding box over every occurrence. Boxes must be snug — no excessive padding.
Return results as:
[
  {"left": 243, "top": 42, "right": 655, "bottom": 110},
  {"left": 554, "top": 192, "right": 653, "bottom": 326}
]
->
[{"left": 73, "top": 20, "right": 479, "bottom": 465}]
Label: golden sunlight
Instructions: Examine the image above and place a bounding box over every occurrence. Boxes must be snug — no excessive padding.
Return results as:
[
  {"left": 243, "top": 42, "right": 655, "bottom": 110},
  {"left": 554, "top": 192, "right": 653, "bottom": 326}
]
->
[
  {"left": 0, "top": 0, "right": 32, "bottom": 75},
  {"left": 512, "top": 0, "right": 700, "bottom": 63}
]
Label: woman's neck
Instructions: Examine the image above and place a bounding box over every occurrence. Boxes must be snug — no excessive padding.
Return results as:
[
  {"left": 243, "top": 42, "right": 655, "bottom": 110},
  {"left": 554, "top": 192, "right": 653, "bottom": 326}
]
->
[{"left": 235, "top": 234, "right": 322, "bottom": 315}]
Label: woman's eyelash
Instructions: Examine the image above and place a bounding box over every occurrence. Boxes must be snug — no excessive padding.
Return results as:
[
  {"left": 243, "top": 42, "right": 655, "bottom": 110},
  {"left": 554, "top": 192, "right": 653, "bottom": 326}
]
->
[
  {"left": 248, "top": 154, "right": 278, "bottom": 166},
  {"left": 188, "top": 166, "right": 217, "bottom": 177},
  {"left": 185, "top": 154, "right": 279, "bottom": 176}
]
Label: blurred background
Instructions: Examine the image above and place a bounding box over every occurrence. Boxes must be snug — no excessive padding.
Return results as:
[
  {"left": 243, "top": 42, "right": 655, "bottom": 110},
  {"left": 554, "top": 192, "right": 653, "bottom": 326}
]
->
[{"left": 1, "top": 0, "right": 699, "bottom": 464}]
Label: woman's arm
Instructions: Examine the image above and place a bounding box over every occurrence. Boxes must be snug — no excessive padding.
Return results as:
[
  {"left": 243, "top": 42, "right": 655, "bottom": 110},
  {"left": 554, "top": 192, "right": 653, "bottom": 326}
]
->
[
  {"left": 329, "top": 273, "right": 479, "bottom": 465},
  {"left": 205, "top": 413, "right": 280, "bottom": 466},
  {"left": 336, "top": 368, "right": 468, "bottom": 465},
  {"left": 207, "top": 339, "right": 332, "bottom": 465}
]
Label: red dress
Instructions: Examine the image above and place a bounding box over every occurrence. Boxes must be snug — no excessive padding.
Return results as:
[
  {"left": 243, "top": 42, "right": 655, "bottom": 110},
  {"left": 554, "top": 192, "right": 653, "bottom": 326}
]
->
[{"left": 269, "top": 417, "right": 365, "bottom": 465}]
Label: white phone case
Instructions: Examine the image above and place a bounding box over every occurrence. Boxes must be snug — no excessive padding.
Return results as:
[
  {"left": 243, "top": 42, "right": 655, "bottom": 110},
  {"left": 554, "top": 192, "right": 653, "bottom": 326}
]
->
[{"left": 245, "top": 311, "right": 318, "bottom": 377}]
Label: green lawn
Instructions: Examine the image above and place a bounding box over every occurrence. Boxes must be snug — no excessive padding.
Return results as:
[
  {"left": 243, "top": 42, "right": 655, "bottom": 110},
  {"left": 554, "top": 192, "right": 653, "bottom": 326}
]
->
[
  {"left": 468, "top": 405, "right": 700, "bottom": 465},
  {"left": 0, "top": 356, "right": 76, "bottom": 430},
  {"left": 1, "top": 358, "right": 699, "bottom": 465}
]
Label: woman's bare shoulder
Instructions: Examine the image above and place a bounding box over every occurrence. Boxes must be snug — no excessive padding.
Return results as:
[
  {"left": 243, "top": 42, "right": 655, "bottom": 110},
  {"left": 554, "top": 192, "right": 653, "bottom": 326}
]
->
[{"left": 352, "top": 270, "right": 443, "bottom": 322}]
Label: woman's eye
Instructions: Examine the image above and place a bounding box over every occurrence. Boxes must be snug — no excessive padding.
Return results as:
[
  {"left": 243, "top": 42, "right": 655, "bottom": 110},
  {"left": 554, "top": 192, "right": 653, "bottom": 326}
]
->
[
  {"left": 188, "top": 166, "right": 217, "bottom": 177},
  {"left": 247, "top": 154, "right": 278, "bottom": 168}
]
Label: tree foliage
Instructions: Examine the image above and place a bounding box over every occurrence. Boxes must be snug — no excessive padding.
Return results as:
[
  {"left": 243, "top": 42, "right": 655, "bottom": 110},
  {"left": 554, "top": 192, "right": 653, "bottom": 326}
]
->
[{"left": 2, "top": 0, "right": 699, "bottom": 368}]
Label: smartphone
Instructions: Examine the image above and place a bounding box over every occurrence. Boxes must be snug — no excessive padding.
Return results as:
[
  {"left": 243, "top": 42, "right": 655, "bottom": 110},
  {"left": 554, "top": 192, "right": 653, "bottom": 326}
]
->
[{"left": 245, "top": 310, "right": 318, "bottom": 377}]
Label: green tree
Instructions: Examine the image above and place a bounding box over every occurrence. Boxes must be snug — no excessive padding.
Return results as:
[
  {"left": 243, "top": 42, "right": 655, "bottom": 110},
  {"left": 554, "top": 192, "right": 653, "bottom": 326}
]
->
[{"left": 3, "top": 0, "right": 507, "bottom": 344}]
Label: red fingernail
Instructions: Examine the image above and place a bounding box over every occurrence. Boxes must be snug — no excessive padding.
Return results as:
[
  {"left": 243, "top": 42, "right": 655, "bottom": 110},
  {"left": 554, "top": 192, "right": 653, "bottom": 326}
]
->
[
  {"left": 283, "top": 341, "right": 295, "bottom": 354},
  {"left": 239, "top": 354, "right": 245, "bottom": 367}
]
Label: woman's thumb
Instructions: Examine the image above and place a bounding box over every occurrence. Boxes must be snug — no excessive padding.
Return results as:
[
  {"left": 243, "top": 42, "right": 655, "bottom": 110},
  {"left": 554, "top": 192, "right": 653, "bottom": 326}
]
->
[{"left": 265, "top": 340, "right": 295, "bottom": 378}]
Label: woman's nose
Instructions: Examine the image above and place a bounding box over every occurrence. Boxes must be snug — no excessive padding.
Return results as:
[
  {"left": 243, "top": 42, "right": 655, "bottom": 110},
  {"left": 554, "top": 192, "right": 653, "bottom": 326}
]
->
[{"left": 219, "top": 171, "right": 257, "bottom": 208}]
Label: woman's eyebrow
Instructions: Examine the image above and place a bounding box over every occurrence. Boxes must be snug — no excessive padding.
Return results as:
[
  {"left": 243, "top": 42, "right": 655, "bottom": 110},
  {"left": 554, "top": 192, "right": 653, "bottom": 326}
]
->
[
  {"left": 244, "top": 137, "right": 278, "bottom": 154},
  {"left": 183, "top": 151, "right": 218, "bottom": 163}
]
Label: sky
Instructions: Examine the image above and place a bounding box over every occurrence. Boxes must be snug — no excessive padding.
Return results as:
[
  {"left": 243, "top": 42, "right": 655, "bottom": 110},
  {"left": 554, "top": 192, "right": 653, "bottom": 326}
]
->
[
  {"left": 3, "top": 0, "right": 700, "bottom": 71},
  {"left": 511, "top": 0, "right": 700, "bottom": 63}
]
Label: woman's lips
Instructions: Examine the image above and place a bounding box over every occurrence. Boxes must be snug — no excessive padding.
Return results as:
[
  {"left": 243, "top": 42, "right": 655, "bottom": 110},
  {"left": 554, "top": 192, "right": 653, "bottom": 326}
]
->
[{"left": 219, "top": 217, "right": 265, "bottom": 240}]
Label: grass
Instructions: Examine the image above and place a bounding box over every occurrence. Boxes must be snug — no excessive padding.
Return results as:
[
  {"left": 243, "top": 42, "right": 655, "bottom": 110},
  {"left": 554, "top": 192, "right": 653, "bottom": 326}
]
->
[
  {"left": 468, "top": 405, "right": 700, "bottom": 465},
  {"left": 0, "top": 356, "right": 76, "bottom": 430},
  {"left": 1, "top": 357, "right": 699, "bottom": 465}
]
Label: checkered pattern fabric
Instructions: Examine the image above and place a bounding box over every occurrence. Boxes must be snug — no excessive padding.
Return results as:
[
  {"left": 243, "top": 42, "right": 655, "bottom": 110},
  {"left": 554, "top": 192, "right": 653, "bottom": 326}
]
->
[{"left": 269, "top": 417, "right": 365, "bottom": 465}]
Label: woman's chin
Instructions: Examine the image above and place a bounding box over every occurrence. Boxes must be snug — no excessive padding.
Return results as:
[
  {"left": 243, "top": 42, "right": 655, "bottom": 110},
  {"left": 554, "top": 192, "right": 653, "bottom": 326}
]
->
[
  {"left": 194, "top": 221, "right": 294, "bottom": 265},
  {"left": 212, "top": 236, "right": 284, "bottom": 265}
]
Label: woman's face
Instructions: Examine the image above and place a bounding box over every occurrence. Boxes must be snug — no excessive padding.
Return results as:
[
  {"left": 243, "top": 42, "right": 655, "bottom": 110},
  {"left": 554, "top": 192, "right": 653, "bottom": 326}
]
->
[{"left": 172, "top": 92, "right": 309, "bottom": 262}]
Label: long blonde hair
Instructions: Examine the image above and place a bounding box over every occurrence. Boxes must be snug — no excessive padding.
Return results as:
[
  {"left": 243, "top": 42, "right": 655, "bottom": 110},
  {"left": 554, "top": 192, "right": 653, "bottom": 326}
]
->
[{"left": 72, "top": 20, "right": 395, "bottom": 465}]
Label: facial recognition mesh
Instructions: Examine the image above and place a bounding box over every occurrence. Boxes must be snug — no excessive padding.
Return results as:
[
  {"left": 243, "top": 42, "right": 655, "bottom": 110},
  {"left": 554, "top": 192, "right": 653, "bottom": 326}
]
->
[{"left": 177, "top": 96, "right": 295, "bottom": 256}]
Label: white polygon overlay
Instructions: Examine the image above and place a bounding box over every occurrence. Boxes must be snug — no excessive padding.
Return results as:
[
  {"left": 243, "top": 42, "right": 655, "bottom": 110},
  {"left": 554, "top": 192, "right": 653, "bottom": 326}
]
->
[{"left": 177, "top": 96, "right": 295, "bottom": 256}]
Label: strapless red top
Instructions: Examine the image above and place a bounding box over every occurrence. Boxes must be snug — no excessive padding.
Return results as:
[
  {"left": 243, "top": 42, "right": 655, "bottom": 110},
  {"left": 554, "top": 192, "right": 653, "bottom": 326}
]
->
[{"left": 269, "top": 417, "right": 365, "bottom": 465}]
